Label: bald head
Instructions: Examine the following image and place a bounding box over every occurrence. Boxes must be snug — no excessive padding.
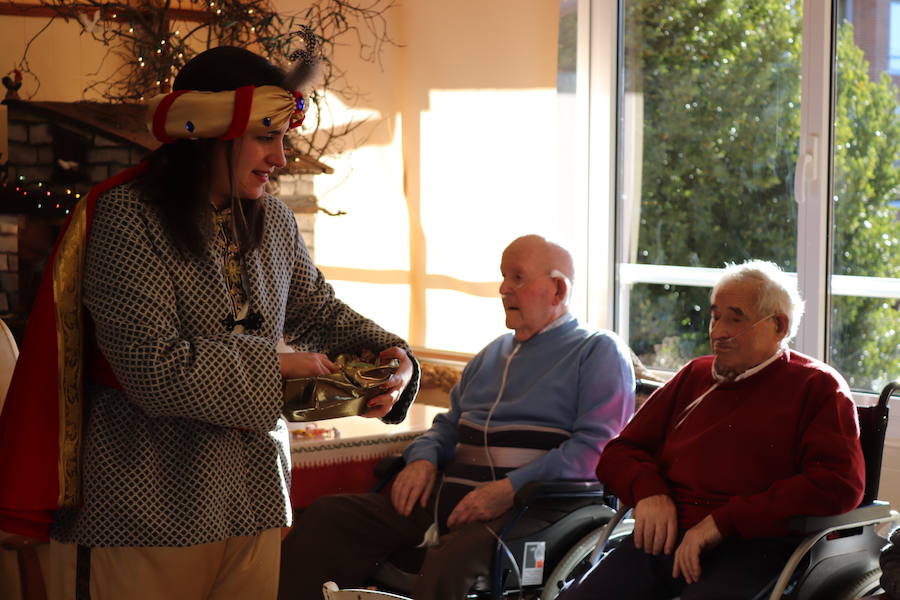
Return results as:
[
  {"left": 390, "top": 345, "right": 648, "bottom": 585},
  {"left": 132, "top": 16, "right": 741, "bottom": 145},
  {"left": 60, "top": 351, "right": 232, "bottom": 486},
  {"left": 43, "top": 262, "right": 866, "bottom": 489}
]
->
[
  {"left": 503, "top": 235, "right": 575, "bottom": 281},
  {"left": 499, "top": 235, "right": 574, "bottom": 341}
]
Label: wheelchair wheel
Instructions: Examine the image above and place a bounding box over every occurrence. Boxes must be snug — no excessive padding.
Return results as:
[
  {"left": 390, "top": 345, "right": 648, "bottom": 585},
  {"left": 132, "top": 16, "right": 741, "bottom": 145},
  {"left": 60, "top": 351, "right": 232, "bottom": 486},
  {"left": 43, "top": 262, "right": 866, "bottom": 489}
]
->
[
  {"left": 834, "top": 568, "right": 882, "bottom": 599},
  {"left": 539, "top": 519, "right": 634, "bottom": 600}
]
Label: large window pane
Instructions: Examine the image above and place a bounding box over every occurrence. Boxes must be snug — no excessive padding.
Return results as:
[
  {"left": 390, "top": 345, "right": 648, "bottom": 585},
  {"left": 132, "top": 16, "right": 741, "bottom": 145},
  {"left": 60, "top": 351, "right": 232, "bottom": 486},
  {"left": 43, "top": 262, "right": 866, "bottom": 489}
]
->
[
  {"left": 617, "top": 0, "right": 802, "bottom": 369},
  {"left": 625, "top": 283, "right": 711, "bottom": 368},
  {"left": 831, "top": 3, "right": 900, "bottom": 392}
]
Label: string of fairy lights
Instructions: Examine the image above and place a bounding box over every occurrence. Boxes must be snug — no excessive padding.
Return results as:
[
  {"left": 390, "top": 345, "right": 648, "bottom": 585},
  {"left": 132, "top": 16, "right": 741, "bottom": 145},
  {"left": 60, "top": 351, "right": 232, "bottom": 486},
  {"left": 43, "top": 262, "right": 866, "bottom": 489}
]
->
[{"left": 1, "top": 175, "right": 84, "bottom": 216}]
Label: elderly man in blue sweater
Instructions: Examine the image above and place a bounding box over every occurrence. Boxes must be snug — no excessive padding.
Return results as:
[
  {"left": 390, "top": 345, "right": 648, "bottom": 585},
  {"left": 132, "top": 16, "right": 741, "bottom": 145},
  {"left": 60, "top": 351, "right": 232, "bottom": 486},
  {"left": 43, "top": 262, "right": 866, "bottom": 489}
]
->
[{"left": 279, "top": 235, "right": 635, "bottom": 600}]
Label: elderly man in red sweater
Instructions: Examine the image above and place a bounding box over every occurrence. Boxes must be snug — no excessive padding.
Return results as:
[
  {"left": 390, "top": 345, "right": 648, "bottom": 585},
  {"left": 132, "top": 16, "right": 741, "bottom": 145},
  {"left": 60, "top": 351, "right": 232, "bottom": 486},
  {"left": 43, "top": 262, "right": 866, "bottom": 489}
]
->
[{"left": 558, "top": 260, "right": 865, "bottom": 600}]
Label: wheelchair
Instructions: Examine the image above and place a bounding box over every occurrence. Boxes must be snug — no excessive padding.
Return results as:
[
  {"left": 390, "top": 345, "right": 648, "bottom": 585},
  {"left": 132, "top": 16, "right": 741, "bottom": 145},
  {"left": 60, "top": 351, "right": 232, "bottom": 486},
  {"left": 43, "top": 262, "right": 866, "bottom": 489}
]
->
[
  {"left": 321, "top": 380, "right": 899, "bottom": 600},
  {"left": 319, "top": 472, "right": 620, "bottom": 600},
  {"left": 542, "top": 379, "right": 900, "bottom": 600},
  {"left": 319, "top": 380, "right": 659, "bottom": 600}
]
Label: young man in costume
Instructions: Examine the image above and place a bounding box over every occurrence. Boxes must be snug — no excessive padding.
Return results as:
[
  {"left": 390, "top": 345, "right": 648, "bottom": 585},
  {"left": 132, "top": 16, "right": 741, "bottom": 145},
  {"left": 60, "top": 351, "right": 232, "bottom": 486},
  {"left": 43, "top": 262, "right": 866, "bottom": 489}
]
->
[
  {"left": 558, "top": 260, "right": 865, "bottom": 600},
  {"left": 279, "top": 235, "right": 636, "bottom": 600},
  {"left": 0, "top": 46, "right": 418, "bottom": 599}
]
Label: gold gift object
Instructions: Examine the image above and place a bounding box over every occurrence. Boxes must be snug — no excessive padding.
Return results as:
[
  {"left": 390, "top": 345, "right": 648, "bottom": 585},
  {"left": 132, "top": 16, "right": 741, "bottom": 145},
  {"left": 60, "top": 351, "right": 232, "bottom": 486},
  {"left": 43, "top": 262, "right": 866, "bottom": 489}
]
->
[{"left": 283, "top": 355, "right": 400, "bottom": 422}]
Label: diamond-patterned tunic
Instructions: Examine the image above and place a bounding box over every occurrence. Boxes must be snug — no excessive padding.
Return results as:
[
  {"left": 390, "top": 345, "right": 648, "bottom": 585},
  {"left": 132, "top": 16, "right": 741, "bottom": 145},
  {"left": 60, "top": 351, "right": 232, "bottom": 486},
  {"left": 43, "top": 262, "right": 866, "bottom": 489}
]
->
[{"left": 51, "top": 183, "right": 418, "bottom": 547}]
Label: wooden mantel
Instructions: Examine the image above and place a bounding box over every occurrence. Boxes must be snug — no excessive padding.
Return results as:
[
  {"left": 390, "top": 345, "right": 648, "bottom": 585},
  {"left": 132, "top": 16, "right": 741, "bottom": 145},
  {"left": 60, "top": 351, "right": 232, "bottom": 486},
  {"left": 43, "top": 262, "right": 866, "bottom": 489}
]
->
[{"left": 0, "top": 1, "right": 211, "bottom": 23}]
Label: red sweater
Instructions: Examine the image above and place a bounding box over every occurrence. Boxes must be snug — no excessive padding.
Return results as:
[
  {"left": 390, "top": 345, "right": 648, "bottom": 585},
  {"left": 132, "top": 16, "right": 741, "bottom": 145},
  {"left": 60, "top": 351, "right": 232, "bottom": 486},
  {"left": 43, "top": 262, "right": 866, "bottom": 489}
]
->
[{"left": 597, "top": 351, "right": 865, "bottom": 539}]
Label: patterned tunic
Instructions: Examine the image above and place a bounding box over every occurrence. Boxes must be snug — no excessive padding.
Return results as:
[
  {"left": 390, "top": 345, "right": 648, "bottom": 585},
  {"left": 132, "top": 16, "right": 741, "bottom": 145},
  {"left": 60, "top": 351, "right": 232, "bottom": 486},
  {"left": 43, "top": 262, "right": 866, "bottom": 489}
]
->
[{"left": 52, "top": 183, "right": 418, "bottom": 547}]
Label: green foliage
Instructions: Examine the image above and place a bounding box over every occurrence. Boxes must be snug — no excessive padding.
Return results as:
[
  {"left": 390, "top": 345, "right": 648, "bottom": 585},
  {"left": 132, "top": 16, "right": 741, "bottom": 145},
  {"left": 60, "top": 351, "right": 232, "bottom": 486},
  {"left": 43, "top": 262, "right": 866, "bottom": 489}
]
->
[{"left": 625, "top": 0, "right": 900, "bottom": 390}]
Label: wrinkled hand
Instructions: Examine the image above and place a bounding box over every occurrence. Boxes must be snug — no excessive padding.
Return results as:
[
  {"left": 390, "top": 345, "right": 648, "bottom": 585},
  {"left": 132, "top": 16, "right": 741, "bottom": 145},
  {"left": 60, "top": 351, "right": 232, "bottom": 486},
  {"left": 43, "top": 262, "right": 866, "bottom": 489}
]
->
[
  {"left": 672, "top": 515, "right": 723, "bottom": 584},
  {"left": 391, "top": 459, "right": 437, "bottom": 516},
  {"left": 633, "top": 494, "right": 678, "bottom": 555},
  {"left": 278, "top": 352, "right": 338, "bottom": 378},
  {"left": 446, "top": 479, "right": 514, "bottom": 529},
  {"left": 362, "top": 347, "right": 414, "bottom": 419}
]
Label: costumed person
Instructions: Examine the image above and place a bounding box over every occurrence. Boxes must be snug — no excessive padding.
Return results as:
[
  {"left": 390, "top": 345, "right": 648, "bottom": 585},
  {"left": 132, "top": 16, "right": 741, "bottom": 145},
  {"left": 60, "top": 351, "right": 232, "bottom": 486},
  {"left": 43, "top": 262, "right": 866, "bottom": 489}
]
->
[
  {"left": 278, "top": 235, "right": 635, "bottom": 600},
  {"left": 0, "top": 45, "right": 418, "bottom": 599},
  {"left": 557, "top": 260, "right": 864, "bottom": 600}
]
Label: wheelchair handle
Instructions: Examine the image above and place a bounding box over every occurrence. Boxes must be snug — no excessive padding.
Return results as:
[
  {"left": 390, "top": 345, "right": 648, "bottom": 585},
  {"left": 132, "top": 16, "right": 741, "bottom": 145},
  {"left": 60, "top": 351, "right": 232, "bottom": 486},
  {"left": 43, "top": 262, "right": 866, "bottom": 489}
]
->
[{"left": 878, "top": 380, "right": 900, "bottom": 410}]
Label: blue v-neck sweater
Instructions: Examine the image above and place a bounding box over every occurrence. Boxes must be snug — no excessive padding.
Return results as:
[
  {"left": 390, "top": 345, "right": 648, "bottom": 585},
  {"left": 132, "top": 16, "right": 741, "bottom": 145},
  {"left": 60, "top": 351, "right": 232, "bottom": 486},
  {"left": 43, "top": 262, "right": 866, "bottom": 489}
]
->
[{"left": 405, "top": 318, "right": 635, "bottom": 498}]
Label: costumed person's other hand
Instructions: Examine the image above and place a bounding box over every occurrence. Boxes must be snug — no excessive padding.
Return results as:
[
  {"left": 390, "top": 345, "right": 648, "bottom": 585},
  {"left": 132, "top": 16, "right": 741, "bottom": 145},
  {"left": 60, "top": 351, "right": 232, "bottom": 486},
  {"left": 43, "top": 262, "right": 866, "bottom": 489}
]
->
[
  {"left": 362, "top": 347, "right": 413, "bottom": 419},
  {"left": 391, "top": 459, "right": 437, "bottom": 516},
  {"left": 672, "top": 515, "right": 723, "bottom": 584},
  {"left": 446, "top": 478, "right": 514, "bottom": 529},
  {"left": 633, "top": 494, "right": 678, "bottom": 555},
  {"left": 278, "top": 352, "right": 338, "bottom": 378}
]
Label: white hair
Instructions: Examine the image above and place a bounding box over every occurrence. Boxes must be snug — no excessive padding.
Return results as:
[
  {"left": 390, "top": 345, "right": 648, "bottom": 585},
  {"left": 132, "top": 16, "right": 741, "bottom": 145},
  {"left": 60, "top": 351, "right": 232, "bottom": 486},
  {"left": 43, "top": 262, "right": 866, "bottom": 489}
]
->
[{"left": 711, "top": 260, "right": 805, "bottom": 343}]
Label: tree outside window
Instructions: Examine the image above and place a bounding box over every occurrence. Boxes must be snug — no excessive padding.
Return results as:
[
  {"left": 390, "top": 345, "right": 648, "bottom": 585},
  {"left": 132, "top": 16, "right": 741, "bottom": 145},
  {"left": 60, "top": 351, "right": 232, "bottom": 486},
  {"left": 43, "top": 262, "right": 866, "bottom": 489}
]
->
[{"left": 618, "top": 0, "right": 900, "bottom": 392}]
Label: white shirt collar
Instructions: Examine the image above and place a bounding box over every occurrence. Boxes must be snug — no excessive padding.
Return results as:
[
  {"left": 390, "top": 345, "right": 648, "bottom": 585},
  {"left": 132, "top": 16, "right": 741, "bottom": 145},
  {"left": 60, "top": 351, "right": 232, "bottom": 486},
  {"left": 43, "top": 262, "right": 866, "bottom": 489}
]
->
[
  {"left": 712, "top": 347, "right": 785, "bottom": 383},
  {"left": 539, "top": 311, "right": 574, "bottom": 335}
]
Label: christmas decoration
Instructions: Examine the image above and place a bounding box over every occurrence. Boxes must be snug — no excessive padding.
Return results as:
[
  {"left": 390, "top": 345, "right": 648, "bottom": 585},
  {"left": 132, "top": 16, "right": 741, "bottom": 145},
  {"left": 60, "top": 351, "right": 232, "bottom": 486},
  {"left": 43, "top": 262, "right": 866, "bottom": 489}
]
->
[
  {"left": 8, "top": 0, "right": 399, "bottom": 161},
  {"left": 0, "top": 175, "right": 82, "bottom": 216}
]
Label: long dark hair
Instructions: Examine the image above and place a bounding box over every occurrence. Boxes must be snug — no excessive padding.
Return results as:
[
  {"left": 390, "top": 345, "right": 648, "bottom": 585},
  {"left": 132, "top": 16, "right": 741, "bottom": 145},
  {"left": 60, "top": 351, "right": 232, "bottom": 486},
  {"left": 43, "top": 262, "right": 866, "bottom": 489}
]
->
[{"left": 134, "top": 47, "right": 286, "bottom": 257}]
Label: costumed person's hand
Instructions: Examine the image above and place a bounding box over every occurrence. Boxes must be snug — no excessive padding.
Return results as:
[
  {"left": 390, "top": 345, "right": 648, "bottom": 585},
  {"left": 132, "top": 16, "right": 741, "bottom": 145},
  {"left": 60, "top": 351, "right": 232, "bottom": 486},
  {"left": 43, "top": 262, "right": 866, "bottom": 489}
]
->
[
  {"left": 672, "top": 514, "right": 723, "bottom": 584},
  {"left": 391, "top": 459, "right": 437, "bottom": 516},
  {"left": 362, "top": 347, "right": 413, "bottom": 419},
  {"left": 446, "top": 478, "right": 514, "bottom": 529},
  {"left": 278, "top": 352, "right": 338, "bottom": 378},
  {"left": 633, "top": 494, "right": 678, "bottom": 555}
]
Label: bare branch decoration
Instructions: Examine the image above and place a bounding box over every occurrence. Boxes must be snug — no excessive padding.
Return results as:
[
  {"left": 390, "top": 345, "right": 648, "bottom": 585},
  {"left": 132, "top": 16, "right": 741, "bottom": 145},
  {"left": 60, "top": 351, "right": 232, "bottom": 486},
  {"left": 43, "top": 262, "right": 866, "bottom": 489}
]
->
[{"left": 10, "top": 0, "right": 401, "bottom": 162}]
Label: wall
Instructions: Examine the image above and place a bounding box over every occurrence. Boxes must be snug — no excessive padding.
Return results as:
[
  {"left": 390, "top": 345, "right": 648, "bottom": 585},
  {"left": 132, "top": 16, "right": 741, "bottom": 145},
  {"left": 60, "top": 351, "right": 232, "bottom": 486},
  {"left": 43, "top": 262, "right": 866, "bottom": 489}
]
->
[
  {"left": 1, "top": 1, "right": 563, "bottom": 354},
  {"left": 884, "top": 406, "right": 900, "bottom": 510},
  {"left": 0, "top": 16, "right": 119, "bottom": 102},
  {"left": 272, "top": 0, "right": 565, "bottom": 354}
]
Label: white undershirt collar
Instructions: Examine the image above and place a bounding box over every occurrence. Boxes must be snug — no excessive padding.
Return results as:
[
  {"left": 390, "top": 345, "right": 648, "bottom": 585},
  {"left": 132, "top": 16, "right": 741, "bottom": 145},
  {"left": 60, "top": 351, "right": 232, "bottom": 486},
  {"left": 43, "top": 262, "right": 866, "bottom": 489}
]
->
[
  {"left": 538, "top": 311, "right": 574, "bottom": 335},
  {"left": 712, "top": 347, "right": 785, "bottom": 383},
  {"left": 675, "top": 347, "right": 785, "bottom": 429}
]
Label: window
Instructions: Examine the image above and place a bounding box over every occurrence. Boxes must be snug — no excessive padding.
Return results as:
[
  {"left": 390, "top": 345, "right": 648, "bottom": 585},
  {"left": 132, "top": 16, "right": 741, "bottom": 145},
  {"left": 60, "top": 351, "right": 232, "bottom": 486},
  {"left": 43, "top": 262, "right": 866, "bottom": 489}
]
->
[
  {"left": 311, "top": 5, "right": 575, "bottom": 357},
  {"left": 615, "top": 0, "right": 802, "bottom": 366},
  {"left": 566, "top": 0, "right": 900, "bottom": 393}
]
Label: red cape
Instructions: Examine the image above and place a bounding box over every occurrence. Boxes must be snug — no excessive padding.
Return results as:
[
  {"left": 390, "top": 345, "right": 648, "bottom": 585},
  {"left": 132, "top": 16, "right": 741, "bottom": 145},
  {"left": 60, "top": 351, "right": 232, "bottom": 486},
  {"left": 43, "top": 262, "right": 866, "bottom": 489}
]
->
[{"left": 0, "top": 164, "right": 146, "bottom": 540}]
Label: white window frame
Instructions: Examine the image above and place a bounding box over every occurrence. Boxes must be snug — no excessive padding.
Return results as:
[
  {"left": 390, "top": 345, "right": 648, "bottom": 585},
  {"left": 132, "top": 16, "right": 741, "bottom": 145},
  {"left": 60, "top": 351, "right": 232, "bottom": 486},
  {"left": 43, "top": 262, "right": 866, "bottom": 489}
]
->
[
  {"left": 565, "top": 0, "right": 618, "bottom": 328},
  {"left": 890, "top": 1, "right": 900, "bottom": 75}
]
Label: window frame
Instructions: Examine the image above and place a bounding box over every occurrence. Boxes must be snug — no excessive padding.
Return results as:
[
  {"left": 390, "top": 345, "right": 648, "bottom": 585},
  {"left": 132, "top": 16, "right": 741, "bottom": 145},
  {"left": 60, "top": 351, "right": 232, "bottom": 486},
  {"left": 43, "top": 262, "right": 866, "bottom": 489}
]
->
[{"left": 890, "top": 1, "right": 900, "bottom": 75}]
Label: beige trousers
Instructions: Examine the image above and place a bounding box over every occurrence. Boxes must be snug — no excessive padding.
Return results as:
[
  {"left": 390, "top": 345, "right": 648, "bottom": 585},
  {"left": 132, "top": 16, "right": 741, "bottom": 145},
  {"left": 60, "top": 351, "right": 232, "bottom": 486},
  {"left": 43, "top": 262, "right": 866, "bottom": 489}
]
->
[{"left": 48, "top": 528, "right": 281, "bottom": 600}]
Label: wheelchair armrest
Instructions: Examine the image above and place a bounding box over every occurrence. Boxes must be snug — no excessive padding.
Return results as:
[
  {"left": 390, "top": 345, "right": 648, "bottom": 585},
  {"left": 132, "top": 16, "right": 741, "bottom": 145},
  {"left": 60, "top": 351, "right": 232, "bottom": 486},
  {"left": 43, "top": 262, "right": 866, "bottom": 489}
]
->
[
  {"left": 636, "top": 379, "right": 664, "bottom": 396},
  {"left": 514, "top": 480, "right": 606, "bottom": 510},
  {"left": 787, "top": 500, "right": 895, "bottom": 534}
]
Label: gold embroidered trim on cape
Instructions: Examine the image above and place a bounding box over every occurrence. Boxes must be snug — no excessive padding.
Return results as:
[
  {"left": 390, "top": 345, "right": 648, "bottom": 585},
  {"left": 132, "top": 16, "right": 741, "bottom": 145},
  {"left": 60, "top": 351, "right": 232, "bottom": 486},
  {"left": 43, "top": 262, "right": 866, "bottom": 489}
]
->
[{"left": 53, "top": 200, "right": 87, "bottom": 507}]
